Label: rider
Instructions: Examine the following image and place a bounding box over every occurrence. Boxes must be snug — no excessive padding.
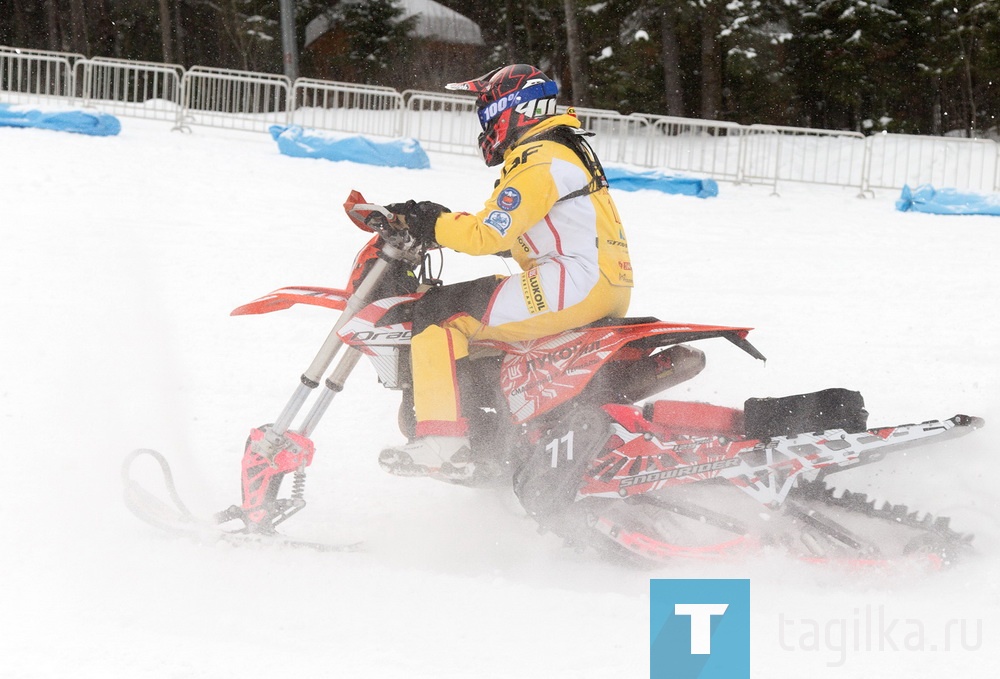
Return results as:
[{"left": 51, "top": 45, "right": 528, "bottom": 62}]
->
[{"left": 381, "top": 64, "right": 633, "bottom": 479}]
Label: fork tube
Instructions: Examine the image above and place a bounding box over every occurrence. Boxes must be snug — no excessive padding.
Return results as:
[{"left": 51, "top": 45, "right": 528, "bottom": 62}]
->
[
  {"left": 302, "top": 256, "right": 392, "bottom": 384},
  {"left": 271, "top": 254, "right": 394, "bottom": 436},
  {"left": 297, "top": 347, "right": 363, "bottom": 437},
  {"left": 271, "top": 382, "right": 314, "bottom": 436}
]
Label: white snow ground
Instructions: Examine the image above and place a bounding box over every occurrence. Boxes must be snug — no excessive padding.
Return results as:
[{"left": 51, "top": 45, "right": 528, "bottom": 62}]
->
[{"left": 2, "top": 117, "right": 997, "bottom": 678}]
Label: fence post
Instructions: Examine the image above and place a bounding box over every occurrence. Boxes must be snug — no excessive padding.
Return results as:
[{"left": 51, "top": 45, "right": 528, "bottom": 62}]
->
[{"left": 995, "top": 142, "right": 1000, "bottom": 192}]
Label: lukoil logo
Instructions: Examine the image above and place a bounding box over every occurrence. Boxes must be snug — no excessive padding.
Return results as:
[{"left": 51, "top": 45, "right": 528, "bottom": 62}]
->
[{"left": 650, "top": 579, "right": 750, "bottom": 679}]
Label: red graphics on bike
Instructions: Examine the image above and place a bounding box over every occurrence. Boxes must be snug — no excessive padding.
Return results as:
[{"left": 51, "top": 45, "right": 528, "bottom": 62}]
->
[
  {"left": 338, "top": 294, "right": 419, "bottom": 353},
  {"left": 580, "top": 404, "right": 760, "bottom": 500},
  {"left": 240, "top": 427, "right": 315, "bottom": 525},
  {"left": 345, "top": 235, "right": 384, "bottom": 296},
  {"left": 478, "top": 322, "right": 752, "bottom": 424}
]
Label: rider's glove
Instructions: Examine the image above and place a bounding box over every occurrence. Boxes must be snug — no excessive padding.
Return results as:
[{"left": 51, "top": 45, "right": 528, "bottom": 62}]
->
[{"left": 385, "top": 200, "right": 448, "bottom": 245}]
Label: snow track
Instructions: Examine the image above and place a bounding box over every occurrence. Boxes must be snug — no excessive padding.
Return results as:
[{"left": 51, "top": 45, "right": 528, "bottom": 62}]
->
[{"left": 2, "top": 118, "right": 997, "bottom": 677}]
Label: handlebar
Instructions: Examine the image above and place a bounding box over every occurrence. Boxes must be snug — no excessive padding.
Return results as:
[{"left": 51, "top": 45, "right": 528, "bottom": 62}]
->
[{"left": 342, "top": 190, "right": 433, "bottom": 263}]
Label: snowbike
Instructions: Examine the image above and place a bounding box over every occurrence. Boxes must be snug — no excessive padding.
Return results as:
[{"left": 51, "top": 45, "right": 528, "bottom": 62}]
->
[{"left": 123, "top": 190, "right": 983, "bottom": 567}]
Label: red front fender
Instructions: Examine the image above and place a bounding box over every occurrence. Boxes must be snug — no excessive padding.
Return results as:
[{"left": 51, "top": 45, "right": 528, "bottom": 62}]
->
[{"left": 230, "top": 286, "right": 350, "bottom": 316}]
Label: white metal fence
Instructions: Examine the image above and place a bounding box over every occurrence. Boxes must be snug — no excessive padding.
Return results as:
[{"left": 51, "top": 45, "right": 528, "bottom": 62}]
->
[
  {"left": 862, "top": 133, "right": 1000, "bottom": 195},
  {"left": 0, "top": 49, "right": 74, "bottom": 105},
  {"left": 402, "top": 89, "right": 479, "bottom": 156},
  {"left": 739, "top": 125, "right": 868, "bottom": 194},
  {"left": 3, "top": 44, "right": 999, "bottom": 195},
  {"left": 180, "top": 65, "right": 290, "bottom": 132},
  {"left": 566, "top": 107, "right": 649, "bottom": 166},
  {"left": 293, "top": 79, "right": 404, "bottom": 138},
  {"left": 642, "top": 116, "right": 744, "bottom": 183},
  {"left": 75, "top": 57, "right": 184, "bottom": 123}
]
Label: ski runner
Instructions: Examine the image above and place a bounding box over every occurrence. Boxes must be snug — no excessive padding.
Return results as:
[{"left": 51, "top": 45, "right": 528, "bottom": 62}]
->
[{"left": 380, "top": 64, "right": 634, "bottom": 479}]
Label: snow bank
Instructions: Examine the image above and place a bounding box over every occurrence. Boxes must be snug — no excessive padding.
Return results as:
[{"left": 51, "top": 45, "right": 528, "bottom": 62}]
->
[
  {"left": 0, "top": 102, "right": 121, "bottom": 136},
  {"left": 269, "top": 124, "right": 431, "bottom": 169},
  {"left": 605, "top": 165, "right": 719, "bottom": 198},
  {"left": 896, "top": 183, "right": 1000, "bottom": 216}
]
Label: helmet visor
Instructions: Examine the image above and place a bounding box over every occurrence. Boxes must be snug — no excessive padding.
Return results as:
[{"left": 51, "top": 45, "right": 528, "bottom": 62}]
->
[{"left": 476, "top": 81, "right": 559, "bottom": 130}]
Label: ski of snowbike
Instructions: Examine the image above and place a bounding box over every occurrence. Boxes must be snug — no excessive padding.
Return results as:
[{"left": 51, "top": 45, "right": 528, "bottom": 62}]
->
[{"left": 122, "top": 449, "right": 362, "bottom": 553}]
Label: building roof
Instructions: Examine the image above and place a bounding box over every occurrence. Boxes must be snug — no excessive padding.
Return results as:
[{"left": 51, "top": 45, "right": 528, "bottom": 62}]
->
[{"left": 305, "top": 0, "right": 485, "bottom": 48}]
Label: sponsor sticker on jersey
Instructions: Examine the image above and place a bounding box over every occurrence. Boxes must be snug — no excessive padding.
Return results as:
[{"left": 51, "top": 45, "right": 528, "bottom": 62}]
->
[
  {"left": 485, "top": 210, "right": 512, "bottom": 236},
  {"left": 520, "top": 267, "right": 549, "bottom": 314},
  {"left": 618, "top": 260, "right": 633, "bottom": 285},
  {"left": 498, "top": 187, "right": 521, "bottom": 211}
]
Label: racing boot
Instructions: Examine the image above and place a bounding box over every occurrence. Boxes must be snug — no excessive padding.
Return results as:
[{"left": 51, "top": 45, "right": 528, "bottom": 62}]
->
[{"left": 379, "top": 436, "right": 474, "bottom": 480}]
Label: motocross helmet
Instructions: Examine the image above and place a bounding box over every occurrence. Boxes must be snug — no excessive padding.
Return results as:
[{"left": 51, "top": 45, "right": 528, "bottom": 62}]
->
[{"left": 445, "top": 64, "right": 559, "bottom": 166}]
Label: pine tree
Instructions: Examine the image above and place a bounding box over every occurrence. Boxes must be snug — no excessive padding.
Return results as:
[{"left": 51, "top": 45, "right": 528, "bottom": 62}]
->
[{"left": 319, "top": 0, "right": 416, "bottom": 88}]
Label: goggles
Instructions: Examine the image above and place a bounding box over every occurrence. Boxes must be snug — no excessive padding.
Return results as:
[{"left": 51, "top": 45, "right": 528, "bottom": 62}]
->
[{"left": 476, "top": 81, "right": 559, "bottom": 130}]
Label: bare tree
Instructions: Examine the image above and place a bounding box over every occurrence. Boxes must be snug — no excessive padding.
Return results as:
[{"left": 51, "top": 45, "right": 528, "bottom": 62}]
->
[
  {"left": 660, "top": 0, "right": 684, "bottom": 116},
  {"left": 68, "top": 0, "right": 90, "bottom": 55},
  {"left": 158, "top": 0, "right": 174, "bottom": 63},
  {"left": 699, "top": 0, "right": 723, "bottom": 119},
  {"left": 562, "top": 0, "right": 590, "bottom": 106},
  {"left": 44, "top": 0, "right": 61, "bottom": 51},
  {"left": 504, "top": 0, "right": 515, "bottom": 62},
  {"left": 173, "top": 0, "right": 187, "bottom": 65},
  {"left": 9, "top": 0, "right": 29, "bottom": 46}
]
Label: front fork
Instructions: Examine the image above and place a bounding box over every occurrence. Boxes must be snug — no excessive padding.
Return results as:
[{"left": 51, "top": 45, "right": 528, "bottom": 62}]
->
[
  {"left": 230, "top": 348, "right": 364, "bottom": 532},
  {"left": 226, "top": 243, "right": 413, "bottom": 531}
]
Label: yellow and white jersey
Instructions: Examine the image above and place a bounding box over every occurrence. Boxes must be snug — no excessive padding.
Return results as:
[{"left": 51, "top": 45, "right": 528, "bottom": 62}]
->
[{"left": 434, "top": 114, "right": 633, "bottom": 327}]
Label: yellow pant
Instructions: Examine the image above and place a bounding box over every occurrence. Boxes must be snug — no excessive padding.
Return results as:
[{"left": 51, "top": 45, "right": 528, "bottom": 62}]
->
[{"left": 411, "top": 276, "right": 630, "bottom": 437}]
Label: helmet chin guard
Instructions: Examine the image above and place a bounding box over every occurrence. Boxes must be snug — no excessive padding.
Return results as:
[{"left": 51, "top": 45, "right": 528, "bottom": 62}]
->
[{"left": 446, "top": 64, "right": 559, "bottom": 166}]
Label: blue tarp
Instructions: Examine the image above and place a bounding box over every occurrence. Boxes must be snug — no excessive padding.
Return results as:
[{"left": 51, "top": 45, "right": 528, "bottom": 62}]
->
[
  {"left": 269, "top": 125, "right": 430, "bottom": 170},
  {"left": 0, "top": 103, "right": 121, "bottom": 136},
  {"left": 896, "top": 183, "right": 1000, "bottom": 216},
  {"left": 605, "top": 166, "right": 719, "bottom": 198}
]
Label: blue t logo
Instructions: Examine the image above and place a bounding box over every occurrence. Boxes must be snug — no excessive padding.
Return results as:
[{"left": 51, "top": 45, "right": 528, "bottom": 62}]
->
[{"left": 650, "top": 579, "right": 750, "bottom": 679}]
